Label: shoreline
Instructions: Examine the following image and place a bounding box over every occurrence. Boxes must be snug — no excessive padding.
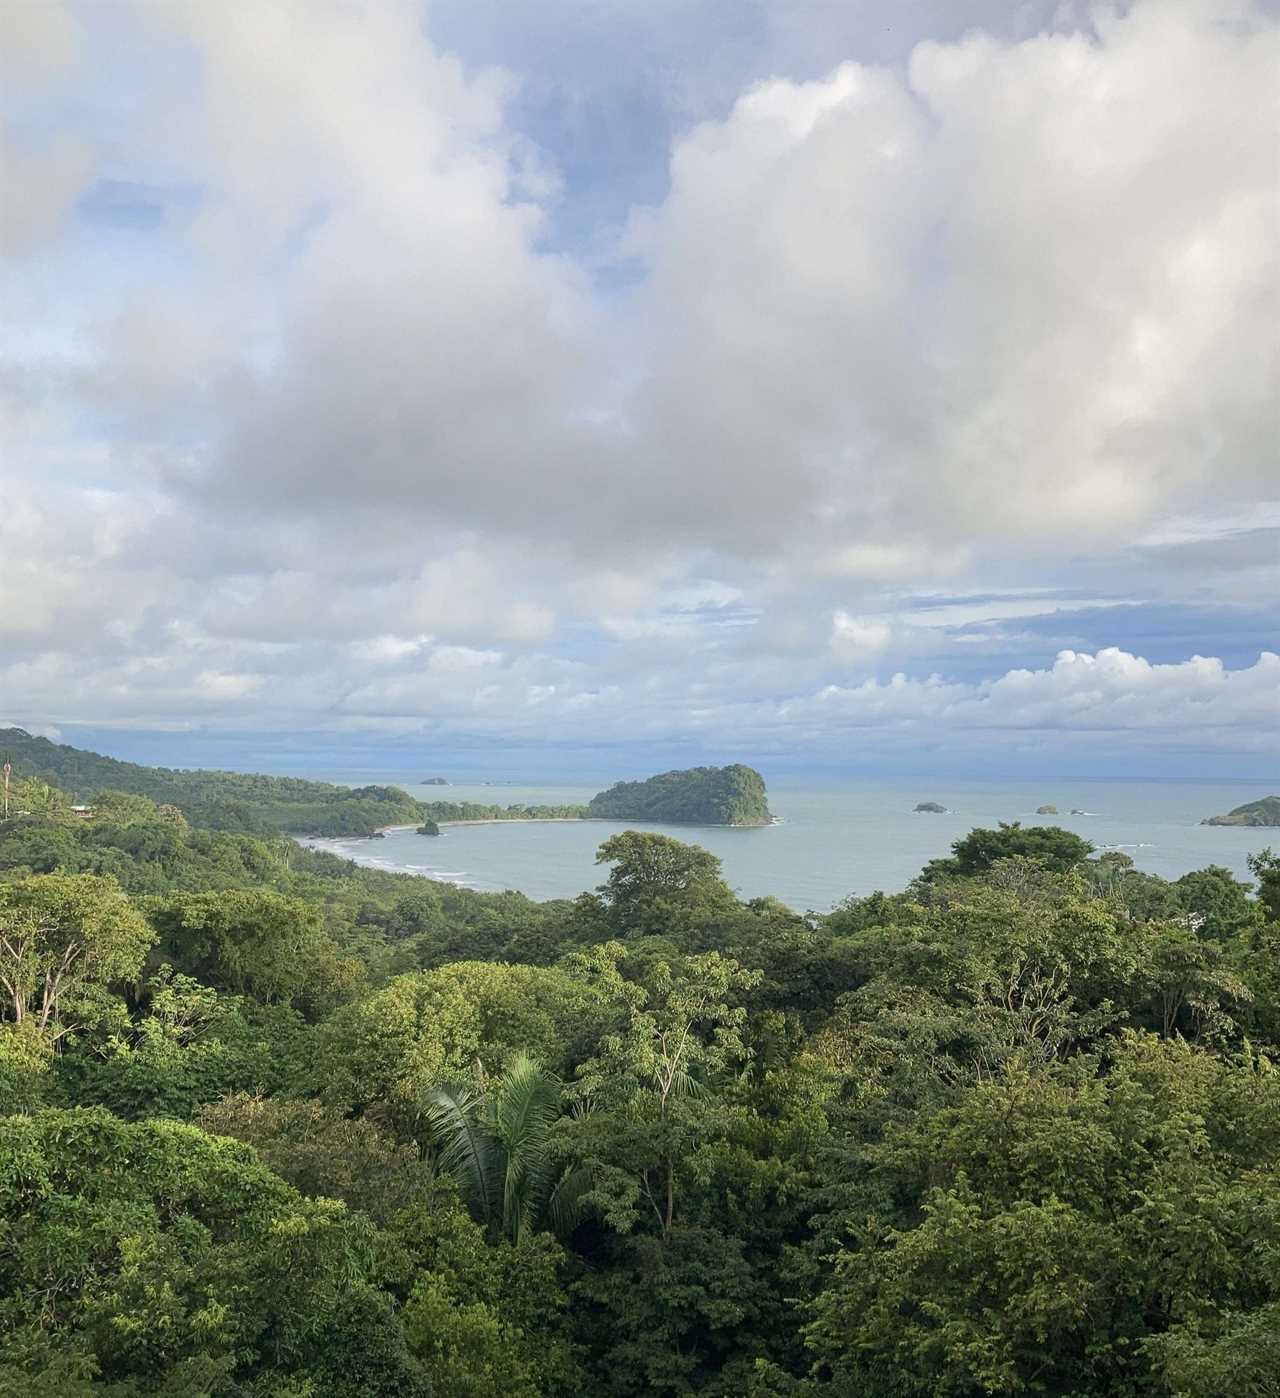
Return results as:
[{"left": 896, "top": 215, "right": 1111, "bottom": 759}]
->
[
  {"left": 301, "top": 814, "right": 778, "bottom": 840},
  {"left": 431, "top": 817, "right": 775, "bottom": 829}
]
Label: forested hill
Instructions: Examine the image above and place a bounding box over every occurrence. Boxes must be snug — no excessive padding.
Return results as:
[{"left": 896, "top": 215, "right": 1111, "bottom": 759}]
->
[
  {"left": 586, "top": 763, "right": 772, "bottom": 825},
  {"left": 1202, "top": 795, "right": 1280, "bottom": 827},
  {"left": 0, "top": 728, "right": 421, "bottom": 836}
]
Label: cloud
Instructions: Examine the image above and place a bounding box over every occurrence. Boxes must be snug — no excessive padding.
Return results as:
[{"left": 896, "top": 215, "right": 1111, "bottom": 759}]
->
[
  {"left": 831, "top": 612, "right": 893, "bottom": 660},
  {"left": 626, "top": 0, "right": 1278, "bottom": 564},
  {"left": 32, "top": 0, "right": 1270, "bottom": 572},
  {"left": 0, "top": 0, "right": 90, "bottom": 255},
  {"left": 0, "top": 0, "right": 1276, "bottom": 765},
  {"left": 780, "top": 649, "right": 1280, "bottom": 747}
]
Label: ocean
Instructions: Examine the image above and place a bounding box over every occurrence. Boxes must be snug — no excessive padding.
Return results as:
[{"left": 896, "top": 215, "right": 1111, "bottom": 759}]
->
[{"left": 300, "top": 776, "right": 1278, "bottom": 912}]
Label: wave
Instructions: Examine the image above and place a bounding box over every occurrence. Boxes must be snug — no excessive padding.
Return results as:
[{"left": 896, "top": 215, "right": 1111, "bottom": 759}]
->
[{"left": 299, "top": 836, "right": 481, "bottom": 888}]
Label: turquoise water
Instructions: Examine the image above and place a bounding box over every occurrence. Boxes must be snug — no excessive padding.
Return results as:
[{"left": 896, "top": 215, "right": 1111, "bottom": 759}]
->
[{"left": 301, "top": 777, "right": 1278, "bottom": 912}]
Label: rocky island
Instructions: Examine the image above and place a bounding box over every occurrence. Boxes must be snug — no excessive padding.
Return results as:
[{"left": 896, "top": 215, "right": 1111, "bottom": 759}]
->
[
  {"left": 915, "top": 801, "right": 947, "bottom": 814},
  {"left": 1201, "top": 796, "right": 1280, "bottom": 827},
  {"left": 1037, "top": 804, "right": 1059, "bottom": 815},
  {"left": 586, "top": 764, "right": 772, "bottom": 826},
  {"left": 420, "top": 777, "right": 450, "bottom": 786}
]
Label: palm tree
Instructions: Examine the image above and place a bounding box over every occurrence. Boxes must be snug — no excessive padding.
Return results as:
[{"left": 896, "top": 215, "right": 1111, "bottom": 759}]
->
[{"left": 421, "top": 1052, "right": 591, "bottom": 1245}]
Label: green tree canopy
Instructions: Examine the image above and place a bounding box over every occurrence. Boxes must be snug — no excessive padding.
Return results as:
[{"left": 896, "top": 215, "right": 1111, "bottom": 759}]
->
[
  {"left": 145, "top": 888, "right": 351, "bottom": 1007},
  {"left": 0, "top": 874, "right": 153, "bottom": 1039},
  {"left": 594, "top": 831, "right": 737, "bottom": 936},
  {"left": 806, "top": 1034, "right": 1280, "bottom": 1397},
  {"left": 0, "top": 1108, "right": 428, "bottom": 1396},
  {"left": 921, "top": 822, "right": 1095, "bottom": 882}
]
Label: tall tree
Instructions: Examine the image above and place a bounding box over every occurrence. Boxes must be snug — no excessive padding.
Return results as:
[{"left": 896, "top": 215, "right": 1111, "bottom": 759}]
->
[
  {"left": 571, "top": 946, "right": 761, "bottom": 1238},
  {"left": 0, "top": 874, "right": 153, "bottom": 1038},
  {"left": 594, "top": 831, "right": 736, "bottom": 937}
]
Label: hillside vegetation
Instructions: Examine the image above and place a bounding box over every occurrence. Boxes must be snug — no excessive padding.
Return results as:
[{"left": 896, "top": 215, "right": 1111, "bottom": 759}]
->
[
  {"left": 1203, "top": 795, "right": 1280, "bottom": 827},
  {"left": 586, "top": 763, "right": 772, "bottom": 825},
  {"left": 1, "top": 728, "right": 423, "bottom": 836},
  {"left": 418, "top": 800, "right": 587, "bottom": 822},
  {"left": 1, "top": 753, "right": 1279, "bottom": 1396}
]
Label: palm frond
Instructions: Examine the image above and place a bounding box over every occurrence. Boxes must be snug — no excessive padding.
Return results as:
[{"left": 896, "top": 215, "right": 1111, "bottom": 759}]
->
[
  {"left": 667, "top": 1068, "right": 709, "bottom": 1101},
  {"left": 546, "top": 1162, "right": 595, "bottom": 1238},
  {"left": 420, "top": 1082, "right": 497, "bottom": 1226},
  {"left": 492, "top": 1053, "right": 563, "bottom": 1241}
]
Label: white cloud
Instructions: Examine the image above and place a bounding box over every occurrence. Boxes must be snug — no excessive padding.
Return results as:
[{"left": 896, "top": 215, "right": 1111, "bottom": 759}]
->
[
  {"left": 830, "top": 612, "right": 893, "bottom": 660},
  {"left": 781, "top": 649, "right": 1280, "bottom": 744},
  {"left": 353, "top": 636, "right": 429, "bottom": 663},
  {"left": 628, "top": 0, "right": 1278, "bottom": 563},
  {"left": 28, "top": 0, "right": 1268, "bottom": 574},
  {"left": 0, "top": 0, "right": 1276, "bottom": 761},
  {"left": 194, "top": 671, "right": 263, "bottom": 701}
]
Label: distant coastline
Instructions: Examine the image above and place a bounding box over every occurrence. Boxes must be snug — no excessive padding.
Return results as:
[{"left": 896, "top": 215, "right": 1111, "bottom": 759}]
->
[{"left": 366, "top": 814, "right": 777, "bottom": 836}]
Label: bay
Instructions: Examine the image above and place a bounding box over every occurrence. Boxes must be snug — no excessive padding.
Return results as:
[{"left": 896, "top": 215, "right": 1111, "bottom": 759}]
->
[{"left": 299, "top": 775, "right": 1278, "bottom": 912}]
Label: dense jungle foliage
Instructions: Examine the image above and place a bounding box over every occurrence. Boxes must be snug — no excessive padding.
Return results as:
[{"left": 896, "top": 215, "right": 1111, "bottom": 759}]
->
[{"left": 2, "top": 768, "right": 1279, "bottom": 1397}]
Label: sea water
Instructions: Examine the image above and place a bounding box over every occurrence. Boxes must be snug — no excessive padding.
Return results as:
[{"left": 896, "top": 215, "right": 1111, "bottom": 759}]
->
[{"left": 299, "top": 776, "right": 1278, "bottom": 912}]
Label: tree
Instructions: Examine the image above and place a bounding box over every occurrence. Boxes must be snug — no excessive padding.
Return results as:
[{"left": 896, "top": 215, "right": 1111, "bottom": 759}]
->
[
  {"left": 1142, "top": 926, "right": 1252, "bottom": 1044},
  {"left": 920, "top": 822, "right": 1094, "bottom": 882},
  {"left": 146, "top": 889, "right": 348, "bottom": 1007},
  {"left": 570, "top": 945, "right": 761, "bottom": 1239},
  {"left": 423, "top": 1052, "right": 590, "bottom": 1244},
  {"left": 804, "top": 1035, "right": 1280, "bottom": 1397},
  {"left": 3, "top": 778, "right": 75, "bottom": 822},
  {"left": 0, "top": 874, "right": 153, "bottom": 1038},
  {"left": 310, "top": 960, "right": 622, "bottom": 1122},
  {"left": 387, "top": 883, "right": 446, "bottom": 940},
  {"left": 197, "top": 1092, "right": 428, "bottom": 1222},
  {"left": 0, "top": 1108, "right": 429, "bottom": 1396},
  {"left": 1247, "top": 848, "right": 1280, "bottom": 920},
  {"left": 571, "top": 1225, "right": 771, "bottom": 1398},
  {"left": 393, "top": 1195, "right": 580, "bottom": 1397},
  {"left": 820, "top": 882, "right": 1147, "bottom": 1087},
  {"left": 0, "top": 822, "right": 85, "bottom": 876},
  {"left": 0, "top": 1022, "right": 55, "bottom": 1113},
  {"left": 594, "top": 831, "right": 736, "bottom": 936},
  {"left": 1175, "top": 864, "right": 1265, "bottom": 940},
  {"left": 89, "top": 789, "right": 164, "bottom": 826},
  {"left": 56, "top": 968, "right": 311, "bottom": 1122}
]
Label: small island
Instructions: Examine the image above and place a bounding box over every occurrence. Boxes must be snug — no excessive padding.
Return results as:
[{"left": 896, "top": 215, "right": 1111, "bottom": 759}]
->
[
  {"left": 416, "top": 819, "right": 440, "bottom": 836},
  {"left": 420, "top": 777, "right": 450, "bottom": 786},
  {"left": 1037, "top": 804, "right": 1059, "bottom": 815},
  {"left": 915, "top": 801, "right": 947, "bottom": 814},
  {"left": 1201, "top": 796, "right": 1280, "bottom": 827},
  {"left": 413, "top": 765, "right": 773, "bottom": 828},
  {"left": 586, "top": 764, "right": 772, "bottom": 826}
]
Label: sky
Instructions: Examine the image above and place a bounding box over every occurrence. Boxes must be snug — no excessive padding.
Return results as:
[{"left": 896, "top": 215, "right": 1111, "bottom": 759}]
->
[{"left": 1, "top": 0, "right": 1278, "bottom": 779}]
